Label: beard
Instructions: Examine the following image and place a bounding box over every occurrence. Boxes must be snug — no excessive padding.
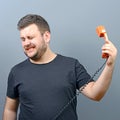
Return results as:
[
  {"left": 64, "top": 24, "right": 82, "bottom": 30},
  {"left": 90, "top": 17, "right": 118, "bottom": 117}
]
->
[{"left": 24, "top": 40, "right": 47, "bottom": 61}]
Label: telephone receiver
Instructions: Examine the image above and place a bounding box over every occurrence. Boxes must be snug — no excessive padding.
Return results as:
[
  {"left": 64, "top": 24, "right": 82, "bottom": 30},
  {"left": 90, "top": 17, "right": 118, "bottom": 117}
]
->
[{"left": 96, "top": 25, "right": 109, "bottom": 58}]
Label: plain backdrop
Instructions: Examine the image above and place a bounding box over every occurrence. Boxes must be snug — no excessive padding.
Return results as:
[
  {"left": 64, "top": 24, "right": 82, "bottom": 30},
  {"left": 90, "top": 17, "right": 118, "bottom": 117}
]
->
[{"left": 0, "top": 0, "right": 120, "bottom": 120}]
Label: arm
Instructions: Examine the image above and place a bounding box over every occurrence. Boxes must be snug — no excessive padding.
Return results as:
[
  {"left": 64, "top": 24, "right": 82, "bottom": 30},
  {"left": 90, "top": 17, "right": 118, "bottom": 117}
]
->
[
  {"left": 2, "top": 97, "right": 19, "bottom": 120},
  {"left": 80, "top": 40, "right": 117, "bottom": 101}
]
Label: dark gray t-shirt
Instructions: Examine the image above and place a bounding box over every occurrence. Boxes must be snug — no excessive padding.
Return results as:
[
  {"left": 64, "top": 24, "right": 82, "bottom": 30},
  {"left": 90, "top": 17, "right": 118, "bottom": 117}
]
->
[{"left": 7, "top": 54, "right": 92, "bottom": 120}]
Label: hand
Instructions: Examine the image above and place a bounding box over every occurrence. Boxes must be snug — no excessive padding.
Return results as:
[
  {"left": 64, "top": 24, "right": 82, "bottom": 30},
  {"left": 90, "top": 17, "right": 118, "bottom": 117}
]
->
[{"left": 102, "top": 40, "right": 117, "bottom": 66}]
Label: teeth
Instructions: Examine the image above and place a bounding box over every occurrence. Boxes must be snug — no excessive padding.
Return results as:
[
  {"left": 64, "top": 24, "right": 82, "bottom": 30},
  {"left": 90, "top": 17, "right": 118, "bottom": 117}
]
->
[{"left": 26, "top": 47, "right": 33, "bottom": 50}]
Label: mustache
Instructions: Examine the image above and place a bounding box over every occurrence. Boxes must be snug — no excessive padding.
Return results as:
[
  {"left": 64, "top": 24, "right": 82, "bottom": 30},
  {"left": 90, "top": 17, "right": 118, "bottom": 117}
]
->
[{"left": 24, "top": 43, "right": 36, "bottom": 50}]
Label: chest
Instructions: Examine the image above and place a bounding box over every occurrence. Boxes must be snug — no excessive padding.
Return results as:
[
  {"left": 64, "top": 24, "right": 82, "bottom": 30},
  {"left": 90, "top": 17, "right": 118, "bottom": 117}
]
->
[{"left": 15, "top": 66, "right": 77, "bottom": 103}]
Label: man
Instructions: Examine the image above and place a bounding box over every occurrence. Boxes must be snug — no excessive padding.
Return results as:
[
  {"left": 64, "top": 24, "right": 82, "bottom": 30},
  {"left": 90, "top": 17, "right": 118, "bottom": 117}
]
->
[{"left": 3, "top": 14, "right": 117, "bottom": 120}]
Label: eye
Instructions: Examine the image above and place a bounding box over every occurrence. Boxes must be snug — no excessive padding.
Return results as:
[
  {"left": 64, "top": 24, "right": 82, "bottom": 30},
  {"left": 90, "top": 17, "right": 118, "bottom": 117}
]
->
[
  {"left": 20, "top": 37, "right": 25, "bottom": 42},
  {"left": 27, "top": 36, "right": 33, "bottom": 40}
]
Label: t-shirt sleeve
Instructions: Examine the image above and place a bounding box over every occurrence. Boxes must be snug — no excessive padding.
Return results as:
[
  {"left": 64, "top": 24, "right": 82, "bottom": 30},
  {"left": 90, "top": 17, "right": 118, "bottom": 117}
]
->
[
  {"left": 75, "top": 60, "right": 94, "bottom": 90},
  {"left": 7, "top": 69, "right": 19, "bottom": 99}
]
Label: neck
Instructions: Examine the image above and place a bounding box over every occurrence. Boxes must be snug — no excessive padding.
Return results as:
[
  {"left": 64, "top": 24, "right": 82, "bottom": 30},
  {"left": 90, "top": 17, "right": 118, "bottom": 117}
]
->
[{"left": 29, "top": 48, "right": 57, "bottom": 64}]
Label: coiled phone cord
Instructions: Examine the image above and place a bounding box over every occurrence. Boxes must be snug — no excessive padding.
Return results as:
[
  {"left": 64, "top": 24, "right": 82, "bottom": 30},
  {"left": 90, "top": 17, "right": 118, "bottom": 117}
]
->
[{"left": 52, "top": 59, "right": 107, "bottom": 120}]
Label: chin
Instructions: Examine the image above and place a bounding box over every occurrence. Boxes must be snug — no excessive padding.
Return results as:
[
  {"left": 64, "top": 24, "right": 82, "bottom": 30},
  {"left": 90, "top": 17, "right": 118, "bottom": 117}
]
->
[
  {"left": 25, "top": 52, "right": 36, "bottom": 58},
  {"left": 29, "top": 53, "right": 40, "bottom": 60}
]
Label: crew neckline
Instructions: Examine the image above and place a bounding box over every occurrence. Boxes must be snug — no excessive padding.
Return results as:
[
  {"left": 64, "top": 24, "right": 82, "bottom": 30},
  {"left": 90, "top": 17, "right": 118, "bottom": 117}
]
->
[{"left": 27, "top": 54, "right": 60, "bottom": 65}]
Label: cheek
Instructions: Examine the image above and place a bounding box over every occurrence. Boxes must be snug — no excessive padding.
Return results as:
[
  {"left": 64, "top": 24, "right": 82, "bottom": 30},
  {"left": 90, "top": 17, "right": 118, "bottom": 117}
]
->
[{"left": 37, "top": 40, "right": 44, "bottom": 47}]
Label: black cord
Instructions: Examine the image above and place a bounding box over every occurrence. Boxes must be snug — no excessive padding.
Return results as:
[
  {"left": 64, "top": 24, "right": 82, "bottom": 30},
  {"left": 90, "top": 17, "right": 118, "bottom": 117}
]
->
[
  {"left": 80, "top": 59, "right": 107, "bottom": 92},
  {"left": 52, "top": 59, "right": 107, "bottom": 120}
]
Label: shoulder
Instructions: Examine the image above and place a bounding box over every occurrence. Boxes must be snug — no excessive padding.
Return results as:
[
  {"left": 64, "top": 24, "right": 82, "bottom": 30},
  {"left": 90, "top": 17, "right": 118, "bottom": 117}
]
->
[
  {"left": 57, "top": 54, "right": 82, "bottom": 67},
  {"left": 10, "top": 59, "right": 29, "bottom": 73},
  {"left": 57, "top": 54, "right": 78, "bottom": 62}
]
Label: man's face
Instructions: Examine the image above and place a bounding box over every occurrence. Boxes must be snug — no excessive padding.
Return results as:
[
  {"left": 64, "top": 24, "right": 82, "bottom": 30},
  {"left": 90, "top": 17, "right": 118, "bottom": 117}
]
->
[{"left": 20, "top": 24, "right": 49, "bottom": 61}]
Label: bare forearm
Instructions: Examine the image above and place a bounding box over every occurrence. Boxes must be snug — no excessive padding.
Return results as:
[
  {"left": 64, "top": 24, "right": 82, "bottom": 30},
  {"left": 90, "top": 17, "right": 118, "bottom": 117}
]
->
[
  {"left": 2, "top": 109, "right": 17, "bottom": 120},
  {"left": 81, "top": 61, "right": 115, "bottom": 101},
  {"left": 91, "top": 63, "right": 115, "bottom": 100},
  {"left": 3, "top": 97, "right": 19, "bottom": 120}
]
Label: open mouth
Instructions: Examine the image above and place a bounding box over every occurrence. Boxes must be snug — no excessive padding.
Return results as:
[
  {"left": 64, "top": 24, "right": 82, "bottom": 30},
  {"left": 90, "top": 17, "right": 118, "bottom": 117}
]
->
[{"left": 24, "top": 44, "right": 36, "bottom": 51}]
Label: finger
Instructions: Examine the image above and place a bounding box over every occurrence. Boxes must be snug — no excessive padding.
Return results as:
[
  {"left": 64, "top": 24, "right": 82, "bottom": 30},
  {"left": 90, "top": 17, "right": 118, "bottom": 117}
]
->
[{"left": 104, "top": 33, "right": 109, "bottom": 42}]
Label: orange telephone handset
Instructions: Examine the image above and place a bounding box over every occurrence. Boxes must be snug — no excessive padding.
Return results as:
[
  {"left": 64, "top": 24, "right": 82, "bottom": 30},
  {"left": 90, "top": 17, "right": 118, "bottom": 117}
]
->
[{"left": 96, "top": 25, "right": 109, "bottom": 58}]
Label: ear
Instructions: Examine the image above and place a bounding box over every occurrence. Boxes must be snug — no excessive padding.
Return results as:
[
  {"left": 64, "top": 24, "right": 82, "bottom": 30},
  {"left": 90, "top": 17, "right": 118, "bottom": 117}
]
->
[{"left": 43, "top": 31, "right": 51, "bottom": 43}]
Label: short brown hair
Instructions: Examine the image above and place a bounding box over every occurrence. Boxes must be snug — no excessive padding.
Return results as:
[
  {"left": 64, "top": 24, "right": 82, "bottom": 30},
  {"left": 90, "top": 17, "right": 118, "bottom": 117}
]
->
[{"left": 17, "top": 14, "right": 50, "bottom": 34}]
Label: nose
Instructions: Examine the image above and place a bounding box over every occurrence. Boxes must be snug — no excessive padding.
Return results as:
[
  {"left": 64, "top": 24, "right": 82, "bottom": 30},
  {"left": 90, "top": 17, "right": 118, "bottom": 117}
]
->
[{"left": 23, "top": 39, "right": 31, "bottom": 46}]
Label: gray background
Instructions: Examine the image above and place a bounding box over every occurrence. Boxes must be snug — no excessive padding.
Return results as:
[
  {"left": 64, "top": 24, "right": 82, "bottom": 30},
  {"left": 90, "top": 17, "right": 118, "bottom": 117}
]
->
[{"left": 0, "top": 0, "right": 120, "bottom": 120}]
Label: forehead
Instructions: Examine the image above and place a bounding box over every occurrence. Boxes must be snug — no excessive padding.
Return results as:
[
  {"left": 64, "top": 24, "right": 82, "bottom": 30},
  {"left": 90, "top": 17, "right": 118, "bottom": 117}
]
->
[{"left": 20, "top": 24, "right": 40, "bottom": 36}]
